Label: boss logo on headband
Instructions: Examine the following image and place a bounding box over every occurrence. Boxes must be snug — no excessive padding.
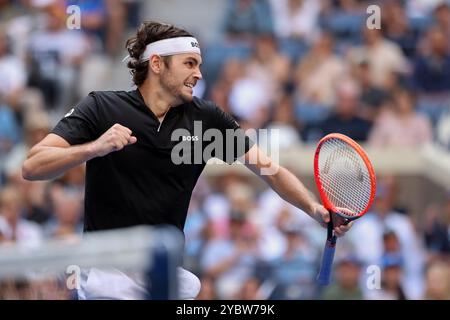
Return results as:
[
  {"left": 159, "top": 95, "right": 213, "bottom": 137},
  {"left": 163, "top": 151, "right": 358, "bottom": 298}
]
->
[{"left": 191, "top": 42, "right": 199, "bottom": 48}]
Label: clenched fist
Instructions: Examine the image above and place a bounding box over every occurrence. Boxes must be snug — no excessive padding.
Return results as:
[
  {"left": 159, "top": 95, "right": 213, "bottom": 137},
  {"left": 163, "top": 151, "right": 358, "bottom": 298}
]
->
[{"left": 90, "top": 124, "right": 137, "bottom": 157}]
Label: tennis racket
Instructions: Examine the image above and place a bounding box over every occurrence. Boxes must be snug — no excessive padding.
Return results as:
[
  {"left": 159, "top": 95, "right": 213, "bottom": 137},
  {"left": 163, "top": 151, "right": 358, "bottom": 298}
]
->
[{"left": 314, "top": 133, "right": 376, "bottom": 286}]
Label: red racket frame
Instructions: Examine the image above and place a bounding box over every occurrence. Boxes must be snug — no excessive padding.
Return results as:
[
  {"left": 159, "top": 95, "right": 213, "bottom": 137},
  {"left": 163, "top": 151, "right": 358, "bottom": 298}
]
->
[{"left": 314, "top": 133, "right": 377, "bottom": 219}]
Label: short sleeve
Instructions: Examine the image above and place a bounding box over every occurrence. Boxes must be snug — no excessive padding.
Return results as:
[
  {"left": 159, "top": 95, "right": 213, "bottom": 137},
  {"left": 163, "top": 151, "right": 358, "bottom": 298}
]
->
[
  {"left": 51, "top": 92, "right": 101, "bottom": 145},
  {"left": 211, "top": 105, "right": 255, "bottom": 164}
]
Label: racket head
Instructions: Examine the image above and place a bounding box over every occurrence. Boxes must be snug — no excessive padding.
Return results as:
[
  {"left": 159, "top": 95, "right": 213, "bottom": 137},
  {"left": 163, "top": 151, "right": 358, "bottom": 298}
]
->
[{"left": 314, "top": 133, "right": 376, "bottom": 220}]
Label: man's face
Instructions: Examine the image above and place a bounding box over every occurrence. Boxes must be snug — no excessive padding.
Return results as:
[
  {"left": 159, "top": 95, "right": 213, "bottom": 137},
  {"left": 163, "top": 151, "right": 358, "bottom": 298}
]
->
[{"left": 159, "top": 53, "right": 203, "bottom": 104}]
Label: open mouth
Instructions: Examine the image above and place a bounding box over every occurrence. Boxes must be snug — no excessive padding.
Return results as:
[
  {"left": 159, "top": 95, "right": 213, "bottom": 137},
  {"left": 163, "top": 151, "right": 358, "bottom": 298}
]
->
[{"left": 184, "top": 82, "right": 195, "bottom": 89}]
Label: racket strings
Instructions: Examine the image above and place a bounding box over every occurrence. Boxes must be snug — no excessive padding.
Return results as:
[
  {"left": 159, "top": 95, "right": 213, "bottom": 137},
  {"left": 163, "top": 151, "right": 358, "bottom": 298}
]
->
[{"left": 318, "top": 138, "right": 372, "bottom": 218}]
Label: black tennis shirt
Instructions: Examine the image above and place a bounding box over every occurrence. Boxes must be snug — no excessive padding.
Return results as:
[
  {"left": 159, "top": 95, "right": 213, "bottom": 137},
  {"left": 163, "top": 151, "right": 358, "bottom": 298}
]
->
[{"left": 52, "top": 89, "right": 253, "bottom": 232}]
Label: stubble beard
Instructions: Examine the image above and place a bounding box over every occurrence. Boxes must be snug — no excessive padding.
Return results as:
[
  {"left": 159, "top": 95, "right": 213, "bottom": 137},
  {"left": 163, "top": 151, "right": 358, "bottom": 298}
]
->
[{"left": 160, "top": 69, "right": 193, "bottom": 105}]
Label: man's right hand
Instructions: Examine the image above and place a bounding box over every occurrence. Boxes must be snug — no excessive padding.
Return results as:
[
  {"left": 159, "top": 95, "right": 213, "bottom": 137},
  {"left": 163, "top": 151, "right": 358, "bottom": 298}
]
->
[
  {"left": 310, "top": 203, "right": 353, "bottom": 237},
  {"left": 90, "top": 124, "right": 137, "bottom": 157}
]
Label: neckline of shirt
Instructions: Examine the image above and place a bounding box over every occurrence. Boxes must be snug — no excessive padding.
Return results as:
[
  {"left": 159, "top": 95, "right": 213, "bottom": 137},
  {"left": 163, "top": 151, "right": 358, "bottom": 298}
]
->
[{"left": 132, "top": 88, "right": 185, "bottom": 122}]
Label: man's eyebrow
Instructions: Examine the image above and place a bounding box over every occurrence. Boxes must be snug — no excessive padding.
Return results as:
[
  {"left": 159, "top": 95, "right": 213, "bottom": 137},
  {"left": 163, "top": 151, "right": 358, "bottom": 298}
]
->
[{"left": 186, "top": 57, "right": 202, "bottom": 66}]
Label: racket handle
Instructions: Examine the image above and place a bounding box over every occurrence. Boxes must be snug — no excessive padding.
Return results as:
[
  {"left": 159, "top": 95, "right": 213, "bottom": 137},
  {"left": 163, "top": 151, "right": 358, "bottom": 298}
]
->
[{"left": 317, "top": 236, "right": 337, "bottom": 286}]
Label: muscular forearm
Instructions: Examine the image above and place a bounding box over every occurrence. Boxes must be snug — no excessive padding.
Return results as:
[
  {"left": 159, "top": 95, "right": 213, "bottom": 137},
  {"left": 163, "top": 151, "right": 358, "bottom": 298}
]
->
[
  {"left": 23, "top": 124, "right": 136, "bottom": 181},
  {"left": 264, "top": 166, "right": 317, "bottom": 215},
  {"left": 245, "top": 146, "right": 349, "bottom": 233},
  {"left": 22, "top": 143, "right": 96, "bottom": 181}
]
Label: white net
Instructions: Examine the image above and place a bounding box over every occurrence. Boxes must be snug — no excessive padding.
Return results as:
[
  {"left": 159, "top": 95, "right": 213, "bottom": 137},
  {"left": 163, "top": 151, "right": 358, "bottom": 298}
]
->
[
  {"left": 317, "top": 138, "right": 373, "bottom": 217},
  {"left": 0, "top": 226, "right": 183, "bottom": 300}
]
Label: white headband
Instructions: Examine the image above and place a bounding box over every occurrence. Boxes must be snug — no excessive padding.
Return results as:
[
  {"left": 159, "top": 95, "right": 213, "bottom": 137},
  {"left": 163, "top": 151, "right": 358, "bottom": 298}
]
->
[{"left": 139, "top": 37, "right": 201, "bottom": 62}]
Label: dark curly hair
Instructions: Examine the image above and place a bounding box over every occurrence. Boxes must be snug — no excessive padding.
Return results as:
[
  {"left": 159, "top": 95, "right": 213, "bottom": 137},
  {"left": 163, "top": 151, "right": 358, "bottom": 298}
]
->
[{"left": 125, "top": 21, "right": 194, "bottom": 86}]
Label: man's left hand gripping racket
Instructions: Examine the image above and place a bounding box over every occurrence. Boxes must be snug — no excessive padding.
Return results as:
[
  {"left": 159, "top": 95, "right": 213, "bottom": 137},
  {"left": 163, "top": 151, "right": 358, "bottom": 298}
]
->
[{"left": 314, "top": 133, "right": 376, "bottom": 286}]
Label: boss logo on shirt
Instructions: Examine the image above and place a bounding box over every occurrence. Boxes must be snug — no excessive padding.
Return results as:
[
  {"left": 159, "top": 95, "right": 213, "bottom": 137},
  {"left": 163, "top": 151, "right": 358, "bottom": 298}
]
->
[{"left": 182, "top": 135, "right": 199, "bottom": 142}]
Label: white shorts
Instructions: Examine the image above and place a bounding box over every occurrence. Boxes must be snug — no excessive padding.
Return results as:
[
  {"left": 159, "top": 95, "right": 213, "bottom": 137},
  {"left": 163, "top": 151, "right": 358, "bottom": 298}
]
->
[{"left": 77, "top": 267, "right": 201, "bottom": 300}]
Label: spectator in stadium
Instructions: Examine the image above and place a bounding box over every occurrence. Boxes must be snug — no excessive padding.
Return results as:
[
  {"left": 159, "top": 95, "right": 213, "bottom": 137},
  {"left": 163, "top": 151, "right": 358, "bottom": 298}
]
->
[
  {"left": 423, "top": 258, "right": 450, "bottom": 300},
  {"left": 347, "top": 28, "right": 409, "bottom": 90},
  {"left": 200, "top": 210, "right": 260, "bottom": 299},
  {"left": 368, "top": 88, "right": 432, "bottom": 148},
  {"left": 246, "top": 33, "right": 291, "bottom": 104},
  {"left": 269, "top": 0, "right": 321, "bottom": 43},
  {"left": 222, "top": 0, "right": 273, "bottom": 41},
  {"left": 294, "top": 31, "right": 346, "bottom": 113},
  {"left": 364, "top": 230, "right": 407, "bottom": 300},
  {"left": 0, "top": 27, "right": 27, "bottom": 114},
  {"left": 433, "top": 2, "right": 450, "bottom": 39},
  {"left": 3, "top": 110, "right": 51, "bottom": 179},
  {"left": 351, "top": 60, "right": 389, "bottom": 122},
  {"left": 406, "top": 0, "right": 444, "bottom": 19},
  {"left": 3, "top": 112, "right": 54, "bottom": 225},
  {"left": 196, "top": 275, "right": 218, "bottom": 300},
  {"left": 234, "top": 276, "right": 266, "bottom": 299},
  {"left": 44, "top": 183, "right": 83, "bottom": 239},
  {"left": 0, "top": 103, "right": 21, "bottom": 169},
  {"left": 381, "top": 0, "right": 418, "bottom": 58},
  {"left": 0, "top": 27, "right": 23, "bottom": 167},
  {"left": 7, "top": 173, "right": 50, "bottom": 225},
  {"left": 268, "top": 222, "right": 318, "bottom": 300},
  {"left": 228, "top": 33, "right": 290, "bottom": 129},
  {"left": 319, "top": 78, "right": 372, "bottom": 142},
  {"left": 66, "top": 0, "right": 128, "bottom": 57},
  {"left": 321, "top": 255, "right": 363, "bottom": 300},
  {"left": 414, "top": 26, "right": 450, "bottom": 94},
  {"left": 208, "top": 59, "right": 244, "bottom": 116},
  {"left": 413, "top": 25, "right": 450, "bottom": 125},
  {"left": 258, "top": 94, "right": 301, "bottom": 150},
  {"left": 366, "top": 252, "right": 407, "bottom": 300},
  {"left": 423, "top": 203, "right": 450, "bottom": 257},
  {"left": 26, "top": 2, "right": 90, "bottom": 111},
  {"left": 349, "top": 178, "right": 426, "bottom": 299},
  {"left": 0, "top": 185, "right": 43, "bottom": 246},
  {"left": 183, "top": 176, "right": 213, "bottom": 274}
]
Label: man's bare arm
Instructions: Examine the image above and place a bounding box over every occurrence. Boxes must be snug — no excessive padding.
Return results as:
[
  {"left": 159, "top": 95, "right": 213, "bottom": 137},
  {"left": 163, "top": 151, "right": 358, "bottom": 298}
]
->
[
  {"left": 242, "top": 145, "right": 351, "bottom": 236},
  {"left": 23, "top": 133, "right": 95, "bottom": 180},
  {"left": 22, "top": 124, "right": 137, "bottom": 181}
]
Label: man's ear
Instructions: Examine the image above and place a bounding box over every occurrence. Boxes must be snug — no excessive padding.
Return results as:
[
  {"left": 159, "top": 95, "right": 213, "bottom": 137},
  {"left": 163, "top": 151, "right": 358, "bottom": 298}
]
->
[{"left": 148, "top": 54, "right": 163, "bottom": 74}]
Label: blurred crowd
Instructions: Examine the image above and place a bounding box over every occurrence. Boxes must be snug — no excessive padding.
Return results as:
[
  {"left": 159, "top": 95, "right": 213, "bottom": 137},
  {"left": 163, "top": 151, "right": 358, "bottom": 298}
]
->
[{"left": 0, "top": 0, "right": 449, "bottom": 300}]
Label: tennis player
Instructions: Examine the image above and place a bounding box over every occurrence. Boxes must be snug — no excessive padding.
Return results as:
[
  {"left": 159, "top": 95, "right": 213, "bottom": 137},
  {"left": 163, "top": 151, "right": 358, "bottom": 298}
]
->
[{"left": 22, "top": 21, "right": 352, "bottom": 299}]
